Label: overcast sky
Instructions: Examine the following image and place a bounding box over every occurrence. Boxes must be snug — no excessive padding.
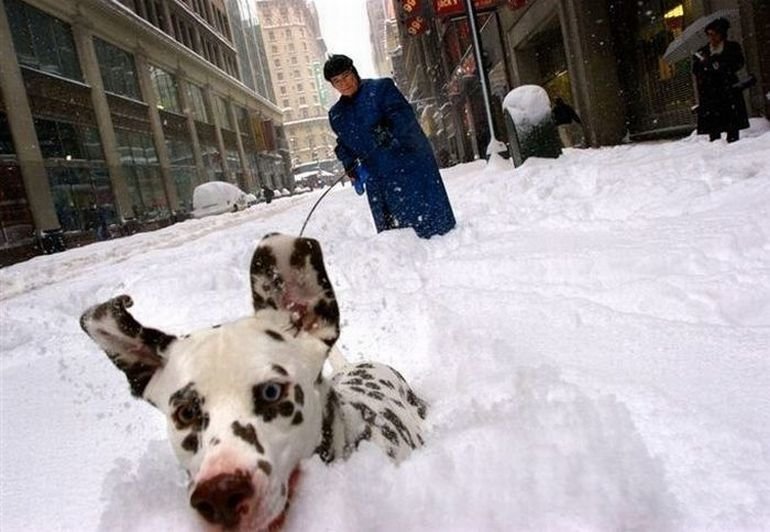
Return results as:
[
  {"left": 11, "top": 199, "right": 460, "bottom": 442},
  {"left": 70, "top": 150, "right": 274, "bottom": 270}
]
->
[{"left": 313, "top": 0, "right": 378, "bottom": 78}]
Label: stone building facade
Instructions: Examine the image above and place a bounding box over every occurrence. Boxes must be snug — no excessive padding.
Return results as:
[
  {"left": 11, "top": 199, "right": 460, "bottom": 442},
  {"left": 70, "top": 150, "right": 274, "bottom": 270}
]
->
[{"left": 0, "top": 0, "right": 289, "bottom": 264}]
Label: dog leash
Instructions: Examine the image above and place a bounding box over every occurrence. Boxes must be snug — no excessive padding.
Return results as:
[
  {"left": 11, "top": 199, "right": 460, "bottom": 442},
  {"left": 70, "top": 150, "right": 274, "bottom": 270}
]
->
[
  {"left": 298, "top": 147, "right": 379, "bottom": 237},
  {"left": 298, "top": 171, "right": 348, "bottom": 237}
]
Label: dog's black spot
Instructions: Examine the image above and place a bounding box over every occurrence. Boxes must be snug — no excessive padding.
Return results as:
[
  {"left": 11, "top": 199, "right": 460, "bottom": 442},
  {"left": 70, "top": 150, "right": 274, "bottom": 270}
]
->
[
  {"left": 349, "top": 369, "right": 374, "bottom": 380},
  {"left": 210, "top": 437, "right": 221, "bottom": 446},
  {"left": 349, "top": 386, "right": 366, "bottom": 395},
  {"left": 265, "top": 330, "right": 285, "bottom": 342},
  {"left": 271, "top": 364, "right": 288, "bottom": 376},
  {"left": 406, "top": 389, "right": 428, "bottom": 419},
  {"left": 357, "top": 363, "right": 375, "bottom": 369},
  {"left": 367, "top": 390, "right": 385, "bottom": 401},
  {"left": 278, "top": 401, "right": 294, "bottom": 417},
  {"left": 378, "top": 379, "right": 396, "bottom": 390},
  {"left": 211, "top": 324, "right": 221, "bottom": 329},
  {"left": 315, "top": 390, "right": 338, "bottom": 463},
  {"left": 382, "top": 408, "right": 416, "bottom": 449},
  {"left": 380, "top": 424, "right": 399, "bottom": 444},
  {"left": 232, "top": 421, "right": 264, "bottom": 453},
  {"left": 258, "top": 460, "right": 272, "bottom": 476},
  {"left": 292, "top": 411, "right": 303, "bottom": 425},
  {"left": 350, "top": 401, "right": 377, "bottom": 424},
  {"left": 294, "top": 384, "right": 304, "bottom": 406},
  {"left": 146, "top": 398, "right": 157, "bottom": 408},
  {"left": 343, "top": 378, "right": 364, "bottom": 386},
  {"left": 364, "top": 382, "right": 381, "bottom": 390},
  {"left": 181, "top": 433, "right": 198, "bottom": 453}
]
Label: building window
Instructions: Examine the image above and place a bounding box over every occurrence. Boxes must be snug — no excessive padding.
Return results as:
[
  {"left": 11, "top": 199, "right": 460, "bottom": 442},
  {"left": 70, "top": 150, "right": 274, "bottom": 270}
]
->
[
  {"left": 185, "top": 82, "right": 209, "bottom": 123},
  {"left": 274, "top": 57, "right": 281, "bottom": 67},
  {"left": 214, "top": 95, "right": 232, "bottom": 129},
  {"left": 4, "top": 0, "right": 82, "bottom": 81},
  {"left": 277, "top": 72, "right": 284, "bottom": 81},
  {"left": 32, "top": 117, "right": 117, "bottom": 234},
  {"left": 296, "top": 83, "right": 303, "bottom": 92},
  {"left": 299, "top": 96, "right": 306, "bottom": 105},
  {"left": 280, "top": 86, "right": 287, "bottom": 95},
  {"left": 166, "top": 137, "right": 195, "bottom": 212},
  {"left": 94, "top": 38, "right": 142, "bottom": 100},
  {"left": 115, "top": 129, "right": 168, "bottom": 220},
  {"left": 149, "top": 65, "right": 180, "bottom": 112},
  {"left": 282, "top": 99, "right": 290, "bottom": 108},
  {"left": 293, "top": 69, "right": 300, "bottom": 78}
]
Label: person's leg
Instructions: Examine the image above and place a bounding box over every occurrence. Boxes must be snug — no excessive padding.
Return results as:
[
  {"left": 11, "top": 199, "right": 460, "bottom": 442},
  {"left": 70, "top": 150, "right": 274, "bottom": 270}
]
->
[
  {"left": 726, "top": 129, "right": 739, "bottom": 143},
  {"left": 709, "top": 131, "right": 720, "bottom": 142}
]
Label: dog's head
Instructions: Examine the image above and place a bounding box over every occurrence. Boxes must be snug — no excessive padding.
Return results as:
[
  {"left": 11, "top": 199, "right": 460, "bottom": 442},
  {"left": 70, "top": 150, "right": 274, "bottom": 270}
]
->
[{"left": 80, "top": 234, "right": 339, "bottom": 531}]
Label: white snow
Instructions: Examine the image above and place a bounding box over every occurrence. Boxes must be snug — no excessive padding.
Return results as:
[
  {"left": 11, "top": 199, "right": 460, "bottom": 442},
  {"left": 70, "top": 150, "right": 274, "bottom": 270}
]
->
[
  {"left": 2, "top": 120, "right": 770, "bottom": 531},
  {"left": 503, "top": 85, "right": 553, "bottom": 134}
]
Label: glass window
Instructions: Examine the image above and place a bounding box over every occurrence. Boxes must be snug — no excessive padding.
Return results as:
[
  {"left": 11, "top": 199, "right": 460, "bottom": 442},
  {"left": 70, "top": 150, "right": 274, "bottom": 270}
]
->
[
  {"left": 32, "top": 118, "right": 104, "bottom": 161},
  {"left": 94, "top": 38, "right": 142, "bottom": 100},
  {"left": 115, "top": 129, "right": 167, "bottom": 220},
  {"left": 4, "top": 0, "right": 82, "bottom": 81},
  {"left": 214, "top": 95, "right": 232, "bottom": 130},
  {"left": 149, "top": 65, "right": 180, "bottom": 112},
  {"left": 186, "top": 82, "right": 209, "bottom": 123}
]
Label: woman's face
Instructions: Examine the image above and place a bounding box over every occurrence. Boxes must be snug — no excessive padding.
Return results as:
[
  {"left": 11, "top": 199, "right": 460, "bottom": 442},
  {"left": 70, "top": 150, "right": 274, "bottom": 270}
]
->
[
  {"left": 706, "top": 29, "right": 723, "bottom": 47},
  {"left": 330, "top": 70, "right": 359, "bottom": 97}
]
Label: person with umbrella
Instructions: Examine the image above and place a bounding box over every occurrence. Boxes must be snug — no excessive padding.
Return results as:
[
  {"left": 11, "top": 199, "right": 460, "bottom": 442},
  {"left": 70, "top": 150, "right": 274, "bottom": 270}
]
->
[{"left": 692, "top": 17, "right": 749, "bottom": 143}]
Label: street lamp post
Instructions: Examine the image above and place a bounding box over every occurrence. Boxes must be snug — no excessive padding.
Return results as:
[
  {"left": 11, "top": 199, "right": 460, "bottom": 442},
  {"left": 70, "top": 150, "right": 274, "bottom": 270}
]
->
[{"left": 462, "top": 0, "right": 504, "bottom": 158}]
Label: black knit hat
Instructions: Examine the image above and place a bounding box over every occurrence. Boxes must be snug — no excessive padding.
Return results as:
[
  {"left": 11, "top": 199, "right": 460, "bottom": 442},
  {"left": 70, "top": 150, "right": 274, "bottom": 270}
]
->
[
  {"left": 323, "top": 54, "right": 358, "bottom": 82},
  {"left": 704, "top": 17, "right": 730, "bottom": 38}
]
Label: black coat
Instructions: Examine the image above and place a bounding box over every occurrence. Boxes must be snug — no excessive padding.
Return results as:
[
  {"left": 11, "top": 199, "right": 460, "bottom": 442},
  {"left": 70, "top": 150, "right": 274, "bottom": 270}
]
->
[{"left": 692, "top": 40, "right": 750, "bottom": 135}]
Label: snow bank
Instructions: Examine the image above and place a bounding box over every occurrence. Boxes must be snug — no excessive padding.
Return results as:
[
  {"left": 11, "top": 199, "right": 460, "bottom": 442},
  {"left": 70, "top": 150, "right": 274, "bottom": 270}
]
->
[{"left": 2, "top": 122, "right": 769, "bottom": 531}]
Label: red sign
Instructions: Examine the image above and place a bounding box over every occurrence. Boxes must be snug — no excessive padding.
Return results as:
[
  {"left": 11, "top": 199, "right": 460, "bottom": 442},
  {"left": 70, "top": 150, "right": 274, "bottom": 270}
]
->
[
  {"left": 433, "top": 0, "right": 499, "bottom": 18},
  {"left": 401, "top": 0, "right": 421, "bottom": 15},
  {"left": 405, "top": 15, "right": 428, "bottom": 36}
]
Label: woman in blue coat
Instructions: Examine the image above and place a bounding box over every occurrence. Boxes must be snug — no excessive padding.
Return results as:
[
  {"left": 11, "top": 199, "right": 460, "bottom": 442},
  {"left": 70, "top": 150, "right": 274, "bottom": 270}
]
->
[{"left": 324, "top": 55, "right": 456, "bottom": 239}]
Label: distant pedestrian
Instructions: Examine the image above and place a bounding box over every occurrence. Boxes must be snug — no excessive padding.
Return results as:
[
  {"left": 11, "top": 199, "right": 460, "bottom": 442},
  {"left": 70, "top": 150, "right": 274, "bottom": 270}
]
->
[
  {"left": 692, "top": 17, "right": 749, "bottom": 143},
  {"left": 262, "top": 186, "right": 274, "bottom": 204},
  {"left": 324, "top": 54, "right": 456, "bottom": 239},
  {"left": 551, "top": 97, "right": 584, "bottom": 148}
]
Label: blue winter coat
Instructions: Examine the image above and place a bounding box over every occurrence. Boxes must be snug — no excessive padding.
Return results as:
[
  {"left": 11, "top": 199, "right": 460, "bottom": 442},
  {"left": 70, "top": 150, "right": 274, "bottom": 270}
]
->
[{"left": 329, "top": 78, "right": 456, "bottom": 238}]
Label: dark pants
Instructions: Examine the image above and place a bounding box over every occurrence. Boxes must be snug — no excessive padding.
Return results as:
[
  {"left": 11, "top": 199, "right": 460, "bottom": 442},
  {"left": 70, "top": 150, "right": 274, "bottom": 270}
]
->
[{"left": 710, "top": 129, "right": 739, "bottom": 143}]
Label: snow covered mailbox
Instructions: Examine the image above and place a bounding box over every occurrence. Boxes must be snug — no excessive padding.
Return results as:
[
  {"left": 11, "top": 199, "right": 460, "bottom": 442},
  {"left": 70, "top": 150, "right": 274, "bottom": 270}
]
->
[{"left": 503, "top": 85, "right": 562, "bottom": 167}]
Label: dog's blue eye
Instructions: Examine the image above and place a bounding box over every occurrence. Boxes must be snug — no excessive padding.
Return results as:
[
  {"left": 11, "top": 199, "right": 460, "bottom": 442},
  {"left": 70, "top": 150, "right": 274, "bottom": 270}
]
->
[{"left": 261, "top": 382, "right": 284, "bottom": 402}]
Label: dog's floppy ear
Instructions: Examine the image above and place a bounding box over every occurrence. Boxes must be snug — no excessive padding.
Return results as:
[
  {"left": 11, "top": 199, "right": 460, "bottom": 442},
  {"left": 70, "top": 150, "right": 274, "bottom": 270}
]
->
[
  {"left": 250, "top": 233, "right": 340, "bottom": 347},
  {"left": 80, "top": 295, "right": 176, "bottom": 397}
]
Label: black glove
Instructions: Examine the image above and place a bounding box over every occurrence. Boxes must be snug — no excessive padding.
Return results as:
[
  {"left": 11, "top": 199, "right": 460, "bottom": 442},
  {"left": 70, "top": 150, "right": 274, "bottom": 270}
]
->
[{"left": 373, "top": 119, "right": 396, "bottom": 148}]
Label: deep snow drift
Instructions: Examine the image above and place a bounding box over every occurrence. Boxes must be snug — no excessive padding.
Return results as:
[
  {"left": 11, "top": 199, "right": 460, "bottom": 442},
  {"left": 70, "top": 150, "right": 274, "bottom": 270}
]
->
[{"left": 1, "top": 122, "right": 769, "bottom": 531}]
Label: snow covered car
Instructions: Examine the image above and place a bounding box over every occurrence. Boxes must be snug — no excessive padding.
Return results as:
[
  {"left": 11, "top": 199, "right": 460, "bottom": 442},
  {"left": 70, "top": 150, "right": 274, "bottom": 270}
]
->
[{"left": 191, "top": 182, "right": 253, "bottom": 219}]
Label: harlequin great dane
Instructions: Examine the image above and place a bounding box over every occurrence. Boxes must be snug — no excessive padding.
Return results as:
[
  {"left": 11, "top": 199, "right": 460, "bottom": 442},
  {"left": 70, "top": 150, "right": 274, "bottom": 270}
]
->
[{"left": 80, "top": 233, "right": 426, "bottom": 531}]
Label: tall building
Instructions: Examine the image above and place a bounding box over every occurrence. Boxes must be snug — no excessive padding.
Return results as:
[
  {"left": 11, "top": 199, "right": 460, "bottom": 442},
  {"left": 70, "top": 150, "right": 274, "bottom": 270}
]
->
[
  {"left": 0, "top": 0, "right": 289, "bottom": 265},
  {"left": 366, "top": 0, "right": 395, "bottom": 77},
  {"left": 255, "top": 0, "right": 338, "bottom": 177}
]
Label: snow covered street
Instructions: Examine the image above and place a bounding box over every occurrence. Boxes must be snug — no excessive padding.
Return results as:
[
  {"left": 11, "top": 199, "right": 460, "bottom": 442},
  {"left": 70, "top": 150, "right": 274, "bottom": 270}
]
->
[{"left": 2, "top": 122, "right": 769, "bottom": 531}]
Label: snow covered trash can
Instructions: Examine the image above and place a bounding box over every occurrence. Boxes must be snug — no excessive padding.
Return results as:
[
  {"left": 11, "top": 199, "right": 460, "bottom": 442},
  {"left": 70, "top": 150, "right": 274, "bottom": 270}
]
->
[{"left": 503, "top": 85, "right": 562, "bottom": 167}]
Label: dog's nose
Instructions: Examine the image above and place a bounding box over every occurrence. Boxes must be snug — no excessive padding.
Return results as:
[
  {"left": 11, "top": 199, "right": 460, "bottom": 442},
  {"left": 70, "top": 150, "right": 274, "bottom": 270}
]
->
[{"left": 190, "top": 472, "right": 255, "bottom": 528}]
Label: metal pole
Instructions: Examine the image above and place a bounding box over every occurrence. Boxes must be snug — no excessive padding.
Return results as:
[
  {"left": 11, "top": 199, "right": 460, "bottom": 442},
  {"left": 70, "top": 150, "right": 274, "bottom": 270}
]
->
[{"left": 462, "top": 0, "right": 499, "bottom": 154}]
